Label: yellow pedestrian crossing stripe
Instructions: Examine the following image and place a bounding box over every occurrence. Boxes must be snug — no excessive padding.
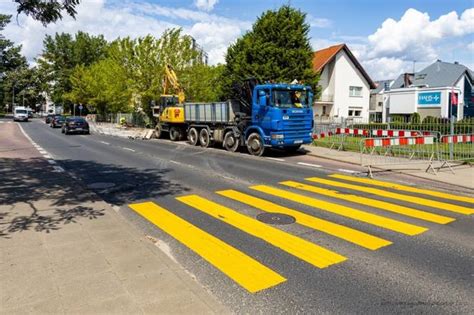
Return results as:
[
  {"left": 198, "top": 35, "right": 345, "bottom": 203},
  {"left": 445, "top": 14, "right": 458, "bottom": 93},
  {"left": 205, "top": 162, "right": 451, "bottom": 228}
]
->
[
  {"left": 330, "top": 174, "right": 474, "bottom": 204},
  {"left": 250, "top": 185, "right": 428, "bottom": 236},
  {"left": 128, "top": 202, "right": 286, "bottom": 293},
  {"left": 280, "top": 181, "right": 454, "bottom": 224},
  {"left": 176, "top": 195, "right": 347, "bottom": 269},
  {"left": 217, "top": 189, "right": 392, "bottom": 250},
  {"left": 306, "top": 177, "right": 474, "bottom": 215}
]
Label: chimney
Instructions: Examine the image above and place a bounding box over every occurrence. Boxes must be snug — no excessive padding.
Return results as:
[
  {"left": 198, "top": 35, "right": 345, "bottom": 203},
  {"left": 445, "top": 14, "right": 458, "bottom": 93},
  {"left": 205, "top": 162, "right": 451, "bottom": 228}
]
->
[
  {"left": 403, "top": 73, "right": 413, "bottom": 87},
  {"left": 454, "top": 61, "right": 459, "bottom": 65}
]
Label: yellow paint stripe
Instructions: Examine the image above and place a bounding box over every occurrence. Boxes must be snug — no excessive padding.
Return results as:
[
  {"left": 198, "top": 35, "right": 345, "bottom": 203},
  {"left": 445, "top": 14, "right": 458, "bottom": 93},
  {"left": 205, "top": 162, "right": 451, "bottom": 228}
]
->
[
  {"left": 129, "top": 202, "right": 286, "bottom": 293},
  {"left": 250, "top": 185, "right": 427, "bottom": 236},
  {"left": 281, "top": 181, "right": 454, "bottom": 225},
  {"left": 306, "top": 177, "right": 473, "bottom": 216},
  {"left": 217, "top": 190, "right": 391, "bottom": 250},
  {"left": 330, "top": 174, "right": 474, "bottom": 204},
  {"left": 177, "top": 195, "right": 346, "bottom": 269}
]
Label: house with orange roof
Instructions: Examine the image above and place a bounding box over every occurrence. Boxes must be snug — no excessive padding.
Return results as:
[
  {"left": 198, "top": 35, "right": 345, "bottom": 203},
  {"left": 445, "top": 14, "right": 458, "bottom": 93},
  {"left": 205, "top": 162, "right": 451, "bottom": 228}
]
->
[{"left": 312, "top": 44, "right": 375, "bottom": 120}]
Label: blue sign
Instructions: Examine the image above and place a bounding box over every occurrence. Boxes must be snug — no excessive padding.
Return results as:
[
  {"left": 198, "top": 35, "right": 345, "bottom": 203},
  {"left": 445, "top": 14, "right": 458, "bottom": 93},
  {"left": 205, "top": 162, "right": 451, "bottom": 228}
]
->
[{"left": 418, "top": 92, "right": 441, "bottom": 105}]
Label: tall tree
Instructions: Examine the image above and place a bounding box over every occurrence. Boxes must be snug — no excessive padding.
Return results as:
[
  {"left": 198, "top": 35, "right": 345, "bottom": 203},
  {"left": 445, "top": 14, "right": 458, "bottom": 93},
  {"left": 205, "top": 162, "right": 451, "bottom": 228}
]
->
[
  {"left": 221, "top": 5, "right": 318, "bottom": 99},
  {"left": 14, "top": 0, "right": 81, "bottom": 26},
  {"left": 0, "top": 14, "right": 28, "bottom": 110},
  {"left": 36, "top": 31, "right": 107, "bottom": 111}
]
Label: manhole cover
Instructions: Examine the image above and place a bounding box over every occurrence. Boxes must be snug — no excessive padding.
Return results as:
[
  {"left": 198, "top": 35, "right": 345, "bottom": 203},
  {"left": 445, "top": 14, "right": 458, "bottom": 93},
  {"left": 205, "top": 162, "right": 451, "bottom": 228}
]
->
[
  {"left": 256, "top": 212, "right": 296, "bottom": 225},
  {"left": 87, "top": 182, "right": 115, "bottom": 189}
]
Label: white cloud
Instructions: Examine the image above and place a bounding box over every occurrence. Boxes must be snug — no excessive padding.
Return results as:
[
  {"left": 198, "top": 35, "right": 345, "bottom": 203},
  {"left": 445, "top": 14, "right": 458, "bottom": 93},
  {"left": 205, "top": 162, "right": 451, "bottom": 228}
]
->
[
  {"left": 194, "top": 0, "right": 219, "bottom": 12},
  {"left": 367, "top": 8, "right": 474, "bottom": 61},
  {"left": 1, "top": 0, "right": 249, "bottom": 65},
  {"left": 307, "top": 15, "right": 331, "bottom": 28},
  {"left": 356, "top": 8, "right": 474, "bottom": 79}
]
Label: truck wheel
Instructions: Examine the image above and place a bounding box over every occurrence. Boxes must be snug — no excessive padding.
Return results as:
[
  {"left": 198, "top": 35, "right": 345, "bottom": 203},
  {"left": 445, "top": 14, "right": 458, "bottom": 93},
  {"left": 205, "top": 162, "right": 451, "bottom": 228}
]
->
[
  {"left": 155, "top": 124, "right": 163, "bottom": 139},
  {"left": 223, "top": 132, "right": 239, "bottom": 152},
  {"left": 247, "top": 132, "right": 265, "bottom": 156},
  {"left": 188, "top": 128, "right": 199, "bottom": 146},
  {"left": 169, "top": 126, "right": 182, "bottom": 141},
  {"left": 199, "top": 128, "right": 211, "bottom": 148}
]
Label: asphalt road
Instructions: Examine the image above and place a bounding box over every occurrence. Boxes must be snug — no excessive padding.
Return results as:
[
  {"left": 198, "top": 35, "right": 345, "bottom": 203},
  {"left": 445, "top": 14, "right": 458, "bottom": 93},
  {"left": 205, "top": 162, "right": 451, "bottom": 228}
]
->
[{"left": 11, "top": 118, "right": 474, "bottom": 314}]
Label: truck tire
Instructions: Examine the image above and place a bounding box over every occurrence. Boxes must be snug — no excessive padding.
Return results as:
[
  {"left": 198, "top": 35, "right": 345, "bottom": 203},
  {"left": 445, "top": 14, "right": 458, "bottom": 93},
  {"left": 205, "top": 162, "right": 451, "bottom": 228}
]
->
[
  {"left": 155, "top": 124, "right": 163, "bottom": 139},
  {"left": 188, "top": 128, "right": 199, "bottom": 145},
  {"left": 169, "top": 126, "right": 182, "bottom": 141},
  {"left": 223, "top": 132, "right": 239, "bottom": 152},
  {"left": 247, "top": 132, "right": 265, "bottom": 156},
  {"left": 199, "top": 128, "right": 211, "bottom": 148}
]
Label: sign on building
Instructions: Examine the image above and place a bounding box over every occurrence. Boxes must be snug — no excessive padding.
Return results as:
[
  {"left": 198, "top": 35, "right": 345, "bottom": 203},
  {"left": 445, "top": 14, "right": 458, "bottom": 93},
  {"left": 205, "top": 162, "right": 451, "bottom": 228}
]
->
[{"left": 418, "top": 92, "right": 441, "bottom": 105}]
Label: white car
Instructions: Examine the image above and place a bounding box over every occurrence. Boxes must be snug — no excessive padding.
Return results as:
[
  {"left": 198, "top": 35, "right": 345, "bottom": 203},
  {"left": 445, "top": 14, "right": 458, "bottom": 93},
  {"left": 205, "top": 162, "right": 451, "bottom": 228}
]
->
[{"left": 13, "top": 107, "right": 29, "bottom": 122}]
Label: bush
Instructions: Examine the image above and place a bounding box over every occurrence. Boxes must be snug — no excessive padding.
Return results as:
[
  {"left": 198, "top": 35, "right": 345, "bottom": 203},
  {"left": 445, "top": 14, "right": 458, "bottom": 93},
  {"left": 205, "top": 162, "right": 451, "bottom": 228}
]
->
[{"left": 410, "top": 112, "right": 420, "bottom": 124}]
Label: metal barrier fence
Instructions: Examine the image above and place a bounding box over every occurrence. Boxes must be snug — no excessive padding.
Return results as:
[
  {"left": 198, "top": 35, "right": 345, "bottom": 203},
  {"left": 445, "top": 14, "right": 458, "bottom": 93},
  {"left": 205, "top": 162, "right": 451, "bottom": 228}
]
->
[
  {"left": 437, "top": 134, "right": 474, "bottom": 173},
  {"left": 359, "top": 134, "right": 474, "bottom": 177},
  {"left": 360, "top": 136, "right": 438, "bottom": 177}
]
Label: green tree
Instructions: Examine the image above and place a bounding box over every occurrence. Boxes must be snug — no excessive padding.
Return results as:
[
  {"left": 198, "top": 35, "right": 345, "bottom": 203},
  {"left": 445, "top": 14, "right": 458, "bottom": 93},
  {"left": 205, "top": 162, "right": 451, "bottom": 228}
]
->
[
  {"left": 14, "top": 0, "right": 81, "bottom": 26},
  {"left": 221, "top": 5, "right": 319, "bottom": 99},
  {"left": 180, "top": 64, "right": 225, "bottom": 102},
  {"left": 37, "top": 31, "right": 108, "bottom": 111}
]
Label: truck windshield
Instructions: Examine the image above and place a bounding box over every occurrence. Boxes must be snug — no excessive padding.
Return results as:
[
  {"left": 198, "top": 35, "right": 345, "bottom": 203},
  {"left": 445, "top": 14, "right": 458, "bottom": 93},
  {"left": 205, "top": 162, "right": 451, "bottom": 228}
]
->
[
  {"left": 16, "top": 110, "right": 27, "bottom": 114},
  {"left": 272, "top": 90, "right": 309, "bottom": 108}
]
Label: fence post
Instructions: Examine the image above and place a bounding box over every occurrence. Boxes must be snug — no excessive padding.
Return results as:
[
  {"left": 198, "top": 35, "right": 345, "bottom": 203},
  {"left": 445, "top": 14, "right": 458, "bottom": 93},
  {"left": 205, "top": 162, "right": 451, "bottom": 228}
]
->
[{"left": 450, "top": 115, "right": 454, "bottom": 160}]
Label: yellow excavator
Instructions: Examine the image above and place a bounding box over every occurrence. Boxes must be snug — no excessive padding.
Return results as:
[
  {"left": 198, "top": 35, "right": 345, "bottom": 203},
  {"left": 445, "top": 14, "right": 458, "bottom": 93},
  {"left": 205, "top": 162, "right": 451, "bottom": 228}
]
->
[{"left": 152, "top": 64, "right": 186, "bottom": 140}]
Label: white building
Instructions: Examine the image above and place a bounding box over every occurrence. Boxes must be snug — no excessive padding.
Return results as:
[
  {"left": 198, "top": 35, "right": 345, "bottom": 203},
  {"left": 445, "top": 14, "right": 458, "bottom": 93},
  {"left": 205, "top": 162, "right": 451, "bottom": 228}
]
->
[
  {"left": 312, "top": 44, "right": 376, "bottom": 120},
  {"left": 384, "top": 60, "right": 473, "bottom": 121}
]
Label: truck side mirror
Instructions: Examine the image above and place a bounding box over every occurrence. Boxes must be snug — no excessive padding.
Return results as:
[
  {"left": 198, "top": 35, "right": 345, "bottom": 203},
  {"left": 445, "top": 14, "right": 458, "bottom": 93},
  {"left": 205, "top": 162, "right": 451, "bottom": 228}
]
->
[
  {"left": 258, "top": 90, "right": 267, "bottom": 107},
  {"left": 308, "top": 92, "right": 314, "bottom": 105}
]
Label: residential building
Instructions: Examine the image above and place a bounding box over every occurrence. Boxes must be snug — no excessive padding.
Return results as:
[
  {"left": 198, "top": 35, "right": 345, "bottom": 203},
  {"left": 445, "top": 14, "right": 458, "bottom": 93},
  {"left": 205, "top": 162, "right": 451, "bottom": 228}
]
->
[
  {"left": 312, "top": 44, "right": 376, "bottom": 120},
  {"left": 384, "top": 60, "right": 473, "bottom": 121},
  {"left": 370, "top": 80, "right": 393, "bottom": 122}
]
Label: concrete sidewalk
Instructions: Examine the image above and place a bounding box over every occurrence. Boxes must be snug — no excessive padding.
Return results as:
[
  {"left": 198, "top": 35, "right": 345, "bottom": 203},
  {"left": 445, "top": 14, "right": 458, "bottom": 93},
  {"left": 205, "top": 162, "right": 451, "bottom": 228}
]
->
[
  {"left": 0, "top": 122, "right": 228, "bottom": 314},
  {"left": 303, "top": 145, "right": 474, "bottom": 190}
]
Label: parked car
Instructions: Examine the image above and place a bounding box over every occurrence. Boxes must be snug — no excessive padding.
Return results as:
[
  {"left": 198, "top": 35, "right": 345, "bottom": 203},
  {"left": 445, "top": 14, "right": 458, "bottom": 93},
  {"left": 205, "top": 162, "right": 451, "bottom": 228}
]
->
[
  {"left": 13, "top": 107, "right": 29, "bottom": 122},
  {"left": 50, "top": 116, "right": 66, "bottom": 128},
  {"left": 27, "top": 109, "right": 33, "bottom": 118},
  {"left": 62, "top": 117, "right": 90, "bottom": 135},
  {"left": 45, "top": 114, "right": 60, "bottom": 124}
]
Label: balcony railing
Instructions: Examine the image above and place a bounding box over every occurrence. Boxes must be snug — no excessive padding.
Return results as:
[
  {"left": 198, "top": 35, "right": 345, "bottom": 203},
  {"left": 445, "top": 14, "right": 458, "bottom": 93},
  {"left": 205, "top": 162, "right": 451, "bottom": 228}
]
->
[{"left": 315, "top": 94, "right": 334, "bottom": 103}]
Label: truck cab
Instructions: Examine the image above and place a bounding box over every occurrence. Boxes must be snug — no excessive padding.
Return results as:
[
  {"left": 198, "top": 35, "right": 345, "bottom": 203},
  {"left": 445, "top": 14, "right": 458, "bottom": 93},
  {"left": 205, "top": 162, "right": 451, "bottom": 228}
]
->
[{"left": 244, "top": 84, "right": 313, "bottom": 155}]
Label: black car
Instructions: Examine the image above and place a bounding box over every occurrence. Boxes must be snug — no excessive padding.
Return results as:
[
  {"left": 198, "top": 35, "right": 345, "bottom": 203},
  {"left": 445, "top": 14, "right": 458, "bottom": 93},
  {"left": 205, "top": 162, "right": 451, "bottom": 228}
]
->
[
  {"left": 62, "top": 117, "right": 90, "bottom": 135},
  {"left": 50, "top": 116, "right": 65, "bottom": 128},
  {"left": 45, "top": 114, "right": 60, "bottom": 124}
]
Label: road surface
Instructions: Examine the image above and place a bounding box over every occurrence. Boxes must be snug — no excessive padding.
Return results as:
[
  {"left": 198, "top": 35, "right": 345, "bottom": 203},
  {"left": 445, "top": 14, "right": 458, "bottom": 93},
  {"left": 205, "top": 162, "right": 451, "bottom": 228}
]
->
[{"left": 8, "top": 118, "right": 474, "bottom": 314}]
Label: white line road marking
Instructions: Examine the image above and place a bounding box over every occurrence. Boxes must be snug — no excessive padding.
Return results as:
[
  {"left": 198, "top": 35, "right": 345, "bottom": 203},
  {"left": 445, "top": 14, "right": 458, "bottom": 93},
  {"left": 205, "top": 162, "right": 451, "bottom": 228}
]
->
[
  {"left": 265, "top": 157, "right": 285, "bottom": 162},
  {"left": 47, "top": 160, "right": 57, "bottom": 165},
  {"left": 297, "top": 162, "right": 322, "bottom": 168},
  {"left": 52, "top": 166, "right": 65, "bottom": 173},
  {"left": 122, "top": 147, "right": 135, "bottom": 152},
  {"left": 43, "top": 154, "right": 53, "bottom": 159},
  {"left": 38, "top": 150, "right": 47, "bottom": 154},
  {"left": 337, "top": 168, "right": 358, "bottom": 174},
  {"left": 99, "top": 141, "right": 110, "bottom": 145},
  {"left": 169, "top": 160, "right": 182, "bottom": 165},
  {"left": 174, "top": 141, "right": 189, "bottom": 145}
]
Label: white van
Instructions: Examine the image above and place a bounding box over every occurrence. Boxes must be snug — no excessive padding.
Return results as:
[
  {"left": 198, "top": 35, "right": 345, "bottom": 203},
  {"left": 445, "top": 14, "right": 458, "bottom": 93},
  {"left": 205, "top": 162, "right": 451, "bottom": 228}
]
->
[{"left": 13, "top": 107, "right": 29, "bottom": 122}]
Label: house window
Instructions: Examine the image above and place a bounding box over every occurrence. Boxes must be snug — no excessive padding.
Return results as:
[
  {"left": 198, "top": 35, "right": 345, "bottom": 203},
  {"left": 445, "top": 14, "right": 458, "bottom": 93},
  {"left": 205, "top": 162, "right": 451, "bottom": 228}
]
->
[
  {"left": 348, "top": 110, "right": 354, "bottom": 116},
  {"left": 355, "top": 110, "right": 361, "bottom": 117},
  {"left": 378, "top": 102, "right": 383, "bottom": 107},
  {"left": 349, "top": 86, "right": 363, "bottom": 97},
  {"left": 322, "top": 106, "right": 326, "bottom": 115},
  {"left": 349, "top": 109, "right": 362, "bottom": 117}
]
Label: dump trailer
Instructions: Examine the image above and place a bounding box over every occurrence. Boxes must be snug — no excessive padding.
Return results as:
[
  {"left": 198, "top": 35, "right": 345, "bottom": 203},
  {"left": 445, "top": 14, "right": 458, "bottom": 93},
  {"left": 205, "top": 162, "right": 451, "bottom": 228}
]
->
[{"left": 178, "top": 82, "right": 314, "bottom": 156}]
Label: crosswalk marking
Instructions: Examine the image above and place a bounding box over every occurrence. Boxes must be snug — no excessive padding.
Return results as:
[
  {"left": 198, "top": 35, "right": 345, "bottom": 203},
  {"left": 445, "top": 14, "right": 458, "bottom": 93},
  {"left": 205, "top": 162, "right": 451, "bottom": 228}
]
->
[
  {"left": 250, "top": 186, "right": 427, "bottom": 236},
  {"left": 306, "top": 177, "right": 474, "bottom": 215},
  {"left": 129, "top": 201, "right": 286, "bottom": 293},
  {"left": 280, "top": 181, "right": 454, "bottom": 224},
  {"left": 329, "top": 174, "right": 474, "bottom": 204},
  {"left": 217, "top": 190, "right": 391, "bottom": 250},
  {"left": 177, "top": 195, "right": 347, "bottom": 269}
]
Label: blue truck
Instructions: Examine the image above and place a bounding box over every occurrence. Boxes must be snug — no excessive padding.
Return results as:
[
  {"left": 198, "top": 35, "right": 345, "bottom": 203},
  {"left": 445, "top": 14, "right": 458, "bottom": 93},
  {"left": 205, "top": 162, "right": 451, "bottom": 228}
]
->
[{"left": 156, "top": 79, "right": 314, "bottom": 156}]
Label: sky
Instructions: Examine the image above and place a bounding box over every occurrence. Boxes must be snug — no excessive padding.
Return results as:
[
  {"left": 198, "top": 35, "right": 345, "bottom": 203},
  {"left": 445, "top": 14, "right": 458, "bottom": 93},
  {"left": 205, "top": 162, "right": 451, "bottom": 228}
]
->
[{"left": 1, "top": 0, "right": 473, "bottom": 80}]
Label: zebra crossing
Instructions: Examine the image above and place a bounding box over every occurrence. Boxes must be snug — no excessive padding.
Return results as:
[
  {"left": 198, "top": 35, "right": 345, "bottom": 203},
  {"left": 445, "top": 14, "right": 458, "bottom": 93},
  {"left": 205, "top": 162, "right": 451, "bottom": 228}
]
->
[{"left": 128, "top": 174, "right": 473, "bottom": 293}]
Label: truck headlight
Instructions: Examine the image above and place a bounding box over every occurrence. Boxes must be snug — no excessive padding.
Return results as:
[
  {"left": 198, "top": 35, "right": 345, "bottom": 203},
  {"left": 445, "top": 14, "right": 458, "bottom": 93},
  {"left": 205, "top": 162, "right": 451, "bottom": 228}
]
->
[
  {"left": 271, "top": 134, "right": 284, "bottom": 139},
  {"left": 282, "top": 115, "right": 289, "bottom": 120}
]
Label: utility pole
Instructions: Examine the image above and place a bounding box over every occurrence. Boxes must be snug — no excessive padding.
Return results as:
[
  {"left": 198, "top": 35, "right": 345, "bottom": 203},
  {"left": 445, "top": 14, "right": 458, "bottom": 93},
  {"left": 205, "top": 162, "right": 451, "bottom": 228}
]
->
[
  {"left": 11, "top": 85, "right": 15, "bottom": 113},
  {"left": 413, "top": 60, "right": 416, "bottom": 74}
]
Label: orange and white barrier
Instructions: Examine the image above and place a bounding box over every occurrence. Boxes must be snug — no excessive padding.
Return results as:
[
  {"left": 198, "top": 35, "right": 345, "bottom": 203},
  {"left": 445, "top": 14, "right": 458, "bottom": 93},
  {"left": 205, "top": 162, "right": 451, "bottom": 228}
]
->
[
  {"left": 440, "top": 134, "right": 473, "bottom": 144},
  {"left": 371, "top": 129, "right": 421, "bottom": 137},
  {"left": 336, "top": 128, "right": 368, "bottom": 136},
  {"left": 363, "top": 136, "right": 435, "bottom": 148},
  {"left": 312, "top": 131, "right": 333, "bottom": 140}
]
